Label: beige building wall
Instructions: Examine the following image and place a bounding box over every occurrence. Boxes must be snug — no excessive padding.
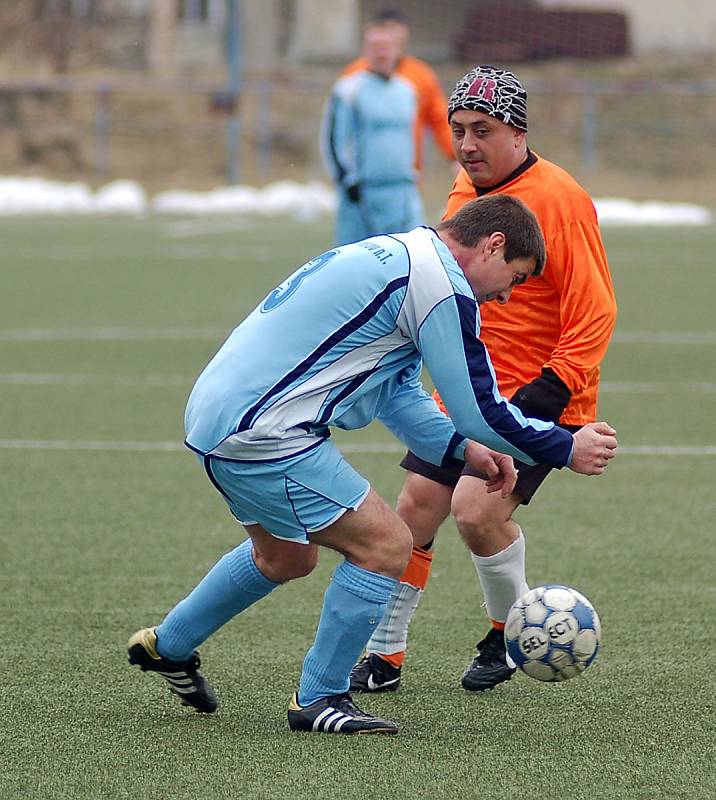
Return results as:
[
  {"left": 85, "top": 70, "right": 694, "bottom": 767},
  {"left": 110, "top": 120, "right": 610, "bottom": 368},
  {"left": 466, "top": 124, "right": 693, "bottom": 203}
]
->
[
  {"left": 288, "top": 0, "right": 360, "bottom": 61},
  {"left": 540, "top": 0, "right": 716, "bottom": 54}
]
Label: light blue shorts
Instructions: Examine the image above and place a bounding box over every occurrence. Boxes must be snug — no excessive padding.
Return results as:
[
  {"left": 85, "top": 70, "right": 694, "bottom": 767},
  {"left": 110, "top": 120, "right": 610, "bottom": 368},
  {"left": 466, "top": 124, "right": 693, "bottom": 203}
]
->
[
  {"left": 335, "top": 183, "right": 424, "bottom": 246},
  {"left": 202, "top": 440, "right": 370, "bottom": 543}
]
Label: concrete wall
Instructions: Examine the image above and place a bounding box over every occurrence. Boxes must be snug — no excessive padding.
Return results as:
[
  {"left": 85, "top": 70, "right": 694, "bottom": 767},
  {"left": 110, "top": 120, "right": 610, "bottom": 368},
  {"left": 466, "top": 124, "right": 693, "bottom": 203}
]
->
[{"left": 288, "top": 0, "right": 360, "bottom": 61}]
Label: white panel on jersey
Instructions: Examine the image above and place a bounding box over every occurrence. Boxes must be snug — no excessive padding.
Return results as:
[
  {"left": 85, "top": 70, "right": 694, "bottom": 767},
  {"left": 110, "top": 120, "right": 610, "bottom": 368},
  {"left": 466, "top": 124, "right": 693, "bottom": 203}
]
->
[
  {"left": 392, "top": 228, "right": 457, "bottom": 343},
  {"left": 210, "top": 329, "right": 408, "bottom": 460}
]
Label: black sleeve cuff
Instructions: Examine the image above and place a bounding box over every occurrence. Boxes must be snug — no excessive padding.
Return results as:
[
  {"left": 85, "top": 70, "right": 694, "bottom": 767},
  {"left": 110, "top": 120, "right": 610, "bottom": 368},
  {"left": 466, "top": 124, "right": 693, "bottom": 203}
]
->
[
  {"left": 509, "top": 367, "right": 572, "bottom": 423},
  {"left": 441, "top": 433, "right": 467, "bottom": 468}
]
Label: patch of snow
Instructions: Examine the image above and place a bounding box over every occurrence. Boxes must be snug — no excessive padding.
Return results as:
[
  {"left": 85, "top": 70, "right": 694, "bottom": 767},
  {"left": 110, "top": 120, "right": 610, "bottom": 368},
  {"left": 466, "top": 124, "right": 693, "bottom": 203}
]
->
[{"left": 0, "top": 176, "right": 711, "bottom": 226}]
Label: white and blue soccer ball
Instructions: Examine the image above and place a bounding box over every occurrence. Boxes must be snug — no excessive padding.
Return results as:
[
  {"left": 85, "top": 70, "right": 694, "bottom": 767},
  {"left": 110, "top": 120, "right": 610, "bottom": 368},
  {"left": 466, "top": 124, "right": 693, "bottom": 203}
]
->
[{"left": 504, "top": 584, "right": 601, "bottom": 683}]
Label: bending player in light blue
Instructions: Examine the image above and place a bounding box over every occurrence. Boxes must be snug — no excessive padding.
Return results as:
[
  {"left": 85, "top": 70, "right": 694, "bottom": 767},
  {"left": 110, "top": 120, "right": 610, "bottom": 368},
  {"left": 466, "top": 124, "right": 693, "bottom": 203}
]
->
[
  {"left": 127, "top": 195, "right": 617, "bottom": 734},
  {"left": 321, "top": 18, "right": 424, "bottom": 245}
]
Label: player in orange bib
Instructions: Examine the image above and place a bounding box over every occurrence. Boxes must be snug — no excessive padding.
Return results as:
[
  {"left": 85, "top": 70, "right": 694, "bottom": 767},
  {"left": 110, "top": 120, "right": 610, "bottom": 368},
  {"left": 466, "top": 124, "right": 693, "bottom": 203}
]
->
[
  {"left": 342, "top": 8, "right": 454, "bottom": 176},
  {"left": 350, "top": 65, "right": 617, "bottom": 695}
]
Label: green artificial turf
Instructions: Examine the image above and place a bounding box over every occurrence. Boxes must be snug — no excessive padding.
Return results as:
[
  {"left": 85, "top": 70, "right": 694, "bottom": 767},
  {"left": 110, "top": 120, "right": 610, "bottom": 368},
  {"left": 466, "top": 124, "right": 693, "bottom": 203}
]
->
[{"left": 1, "top": 217, "right": 714, "bottom": 799}]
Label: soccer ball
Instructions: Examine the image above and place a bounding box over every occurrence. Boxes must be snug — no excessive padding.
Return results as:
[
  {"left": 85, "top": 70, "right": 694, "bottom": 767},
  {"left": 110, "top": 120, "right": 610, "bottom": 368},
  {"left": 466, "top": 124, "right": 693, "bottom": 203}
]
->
[{"left": 504, "top": 584, "right": 601, "bottom": 682}]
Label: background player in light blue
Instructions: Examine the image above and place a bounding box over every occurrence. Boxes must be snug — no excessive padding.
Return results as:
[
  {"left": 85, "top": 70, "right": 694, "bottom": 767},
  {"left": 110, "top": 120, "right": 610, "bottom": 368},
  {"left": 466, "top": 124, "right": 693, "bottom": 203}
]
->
[
  {"left": 127, "top": 195, "right": 618, "bottom": 735},
  {"left": 321, "top": 18, "right": 424, "bottom": 246}
]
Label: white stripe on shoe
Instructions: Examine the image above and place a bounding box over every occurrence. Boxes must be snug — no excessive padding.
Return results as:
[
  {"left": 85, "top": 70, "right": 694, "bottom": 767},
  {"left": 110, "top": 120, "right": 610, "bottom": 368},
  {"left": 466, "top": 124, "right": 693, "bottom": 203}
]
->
[
  {"left": 311, "top": 707, "right": 336, "bottom": 732},
  {"left": 332, "top": 715, "right": 351, "bottom": 733},
  {"left": 167, "top": 684, "right": 198, "bottom": 695},
  {"left": 321, "top": 711, "right": 345, "bottom": 732},
  {"left": 156, "top": 669, "right": 199, "bottom": 694}
]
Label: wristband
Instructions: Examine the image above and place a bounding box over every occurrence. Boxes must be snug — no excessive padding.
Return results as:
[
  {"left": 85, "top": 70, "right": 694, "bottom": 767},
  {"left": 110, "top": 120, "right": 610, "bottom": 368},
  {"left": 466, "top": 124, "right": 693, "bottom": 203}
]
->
[{"left": 509, "top": 367, "right": 572, "bottom": 423}]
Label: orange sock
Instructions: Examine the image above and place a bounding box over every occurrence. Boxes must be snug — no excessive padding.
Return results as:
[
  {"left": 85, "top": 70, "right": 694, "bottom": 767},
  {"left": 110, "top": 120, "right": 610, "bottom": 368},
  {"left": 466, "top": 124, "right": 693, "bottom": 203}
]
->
[
  {"left": 373, "top": 546, "right": 433, "bottom": 669},
  {"left": 401, "top": 545, "right": 434, "bottom": 590},
  {"left": 490, "top": 619, "right": 506, "bottom": 631},
  {"left": 381, "top": 651, "right": 406, "bottom": 668}
]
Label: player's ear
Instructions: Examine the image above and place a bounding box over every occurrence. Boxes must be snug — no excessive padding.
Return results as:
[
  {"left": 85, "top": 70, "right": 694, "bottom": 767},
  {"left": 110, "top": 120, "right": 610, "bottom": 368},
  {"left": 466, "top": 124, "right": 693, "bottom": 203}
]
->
[{"left": 487, "top": 231, "right": 506, "bottom": 256}]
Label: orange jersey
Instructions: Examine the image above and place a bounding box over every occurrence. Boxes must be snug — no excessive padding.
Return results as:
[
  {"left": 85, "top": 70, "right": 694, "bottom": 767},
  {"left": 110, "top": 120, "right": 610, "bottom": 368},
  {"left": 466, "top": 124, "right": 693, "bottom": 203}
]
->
[
  {"left": 436, "top": 154, "right": 617, "bottom": 425},
  {"left": 343, "top": 55, "right": 454, "bottom": 172}
]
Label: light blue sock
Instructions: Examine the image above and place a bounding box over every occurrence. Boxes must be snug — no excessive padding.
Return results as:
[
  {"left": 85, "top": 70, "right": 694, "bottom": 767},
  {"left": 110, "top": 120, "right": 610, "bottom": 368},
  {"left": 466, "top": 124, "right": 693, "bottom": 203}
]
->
[
  {"left": 298, "top": 561, "right": 398, "bottom": 706},
  {"left": 155, "top": 538, "right": 279, "bottom": 661}
]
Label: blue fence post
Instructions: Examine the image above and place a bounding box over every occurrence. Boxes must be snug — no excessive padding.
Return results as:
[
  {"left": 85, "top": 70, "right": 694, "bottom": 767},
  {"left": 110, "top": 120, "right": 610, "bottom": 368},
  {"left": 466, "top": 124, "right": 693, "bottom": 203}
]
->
[
  {"left": 94, "top": 84, "right": 111, "bottom": 178},
  {"left": 256, "top": 79, "right": 273, "bottom": 177},
  {"left": 225, "top": 0, "right": 242, "bottom": 185}
]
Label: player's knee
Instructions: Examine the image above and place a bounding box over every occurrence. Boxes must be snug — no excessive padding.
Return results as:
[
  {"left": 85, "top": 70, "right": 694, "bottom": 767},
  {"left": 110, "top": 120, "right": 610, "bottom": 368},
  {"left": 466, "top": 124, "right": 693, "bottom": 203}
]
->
[
  {"left": 451, "top": 494, "right": 498, "bottom": 545},
  {"left": 396, "top": 478, "right": 448, "bottom": 539},
  {"left": 364, "top": 522, "right": 412, "bottom": 579},
  {"left": 255, "top": 545, "right": 318, "bottom": 583},
  {"left": 384, "top": 523, "right": 413, "bottom": 578},
  {"left": 284, "top": 547, "right": 319, "bottom": 580}
]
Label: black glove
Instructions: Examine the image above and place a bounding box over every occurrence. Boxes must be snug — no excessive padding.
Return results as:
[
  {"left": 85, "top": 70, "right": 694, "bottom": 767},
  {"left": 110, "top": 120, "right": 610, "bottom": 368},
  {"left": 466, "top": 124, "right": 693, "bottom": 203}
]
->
[
  {"left": 509, "top": 367, "right": 572, "bottom": 423},
  {"left": 345, "top": 183, "right": 361, "bottom": 203}
]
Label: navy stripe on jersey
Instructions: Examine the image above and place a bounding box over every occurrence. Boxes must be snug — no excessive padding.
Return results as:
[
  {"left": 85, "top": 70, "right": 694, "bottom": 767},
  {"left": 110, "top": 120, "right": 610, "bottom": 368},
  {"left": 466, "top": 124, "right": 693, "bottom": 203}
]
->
[
  {"left": 203, "top": 456, "right": 233, "bottom": 502},
  {"left": 237, "top": 276, "right": 410, "bottom": 433},
  {"left": 455, "top": 294, "right": 571, "bottom": 467},
  {"left": 317, "top": 368, "right": 378, "bottom": 426},
  {"left": 191, "top": 438, "right": 326, "bottom": 465},
  {"left": 441, "top": 431, "right": 467, "bottom": 468},
  {"left": 326, "top": 95, "right": 348, "bottom": 183},
  {"left": 283, "top": 476, "right": 308, "bottom": 535}
]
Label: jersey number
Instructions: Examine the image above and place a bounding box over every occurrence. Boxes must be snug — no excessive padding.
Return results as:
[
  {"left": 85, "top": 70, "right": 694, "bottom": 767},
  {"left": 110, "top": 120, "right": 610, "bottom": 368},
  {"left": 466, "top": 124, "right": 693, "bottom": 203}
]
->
[{"left": 261, "top": 250, "right": 338, "bottom": 312}]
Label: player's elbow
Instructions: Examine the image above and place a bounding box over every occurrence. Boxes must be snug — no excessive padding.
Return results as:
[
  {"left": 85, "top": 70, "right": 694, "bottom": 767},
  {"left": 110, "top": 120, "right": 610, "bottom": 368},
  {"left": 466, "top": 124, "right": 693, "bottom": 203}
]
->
[{"left": 605, "top": 295, "right": 618, "bottom": 329}]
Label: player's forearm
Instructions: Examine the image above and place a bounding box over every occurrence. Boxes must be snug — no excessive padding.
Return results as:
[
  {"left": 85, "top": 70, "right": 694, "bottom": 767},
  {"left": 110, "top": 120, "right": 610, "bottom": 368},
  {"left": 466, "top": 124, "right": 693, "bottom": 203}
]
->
[
  {"left": 378, "top": 380, "right": 466, "bottom": 467},
  {"left": 420, "top": 299, "right": 573, "bottom": 468}
]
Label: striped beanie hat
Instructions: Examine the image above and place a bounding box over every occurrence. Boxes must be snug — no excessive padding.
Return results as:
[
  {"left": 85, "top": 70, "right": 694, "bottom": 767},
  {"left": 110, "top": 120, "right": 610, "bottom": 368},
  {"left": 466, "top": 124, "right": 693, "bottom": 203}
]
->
[{"left": 448, "top": 66, "right": 528, "bottom": 131}]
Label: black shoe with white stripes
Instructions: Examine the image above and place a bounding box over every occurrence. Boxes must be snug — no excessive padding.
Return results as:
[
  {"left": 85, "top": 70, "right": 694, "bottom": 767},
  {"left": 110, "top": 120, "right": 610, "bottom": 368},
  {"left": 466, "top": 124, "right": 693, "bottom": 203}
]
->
[
  {"left": 349, "top": 653, "right": 402, "bottom": 693},
  {"left": 127, "top": 627, "right": 218, "bottom": 713},
  {"left": 287, "top": 691, "right": 399, "bottom": 734}
]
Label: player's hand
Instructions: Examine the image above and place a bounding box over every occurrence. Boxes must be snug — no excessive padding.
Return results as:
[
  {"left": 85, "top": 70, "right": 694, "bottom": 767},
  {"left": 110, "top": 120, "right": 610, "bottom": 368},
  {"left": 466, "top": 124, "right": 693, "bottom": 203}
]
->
[
  {"left": 569, "top": 422, "right": 618, "bottom": 475},
  {"left": 345, "top": 183, "right": 361, "bottom": 203},
  {"left": 464, "top": 441, "right": 518, "bottom": 498}
]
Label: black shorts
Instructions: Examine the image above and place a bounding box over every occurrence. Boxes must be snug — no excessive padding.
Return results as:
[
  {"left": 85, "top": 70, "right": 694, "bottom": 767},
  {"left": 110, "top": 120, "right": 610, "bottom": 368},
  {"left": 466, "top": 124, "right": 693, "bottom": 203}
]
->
[{"left": 400, "top": 425, "right": 581, "bottom": 506}]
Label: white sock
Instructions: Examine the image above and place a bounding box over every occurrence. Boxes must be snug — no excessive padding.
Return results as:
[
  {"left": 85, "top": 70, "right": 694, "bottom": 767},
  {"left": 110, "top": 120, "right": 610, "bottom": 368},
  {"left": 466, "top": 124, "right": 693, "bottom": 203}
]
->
[
  {"left": 470, "top": 528, "right": 529, "bottom": 623},
  {"left": 365, "top": 581, "right": 421, "bottom": 656}
]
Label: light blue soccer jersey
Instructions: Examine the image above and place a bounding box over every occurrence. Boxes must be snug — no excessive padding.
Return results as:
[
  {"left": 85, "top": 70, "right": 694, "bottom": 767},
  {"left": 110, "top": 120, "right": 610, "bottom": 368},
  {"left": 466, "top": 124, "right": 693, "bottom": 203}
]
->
[
  {"left": 320, "top": 71, "right": 424, "bottom": 245},
  {"left": 185, "top": 227, "right": 574, "bottom": 469},
  {"left": 321, "top": 70, "right": 418, "bottom": 189}
]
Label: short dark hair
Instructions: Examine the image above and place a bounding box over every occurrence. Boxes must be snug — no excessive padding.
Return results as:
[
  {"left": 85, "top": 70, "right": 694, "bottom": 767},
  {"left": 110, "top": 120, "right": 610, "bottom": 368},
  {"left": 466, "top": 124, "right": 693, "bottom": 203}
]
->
[
  {"left": 371, "top": 8, "right": 407, "bottom": 25},
  {"left": 437, "top": 194, "right": 546, "bottom": 275}
]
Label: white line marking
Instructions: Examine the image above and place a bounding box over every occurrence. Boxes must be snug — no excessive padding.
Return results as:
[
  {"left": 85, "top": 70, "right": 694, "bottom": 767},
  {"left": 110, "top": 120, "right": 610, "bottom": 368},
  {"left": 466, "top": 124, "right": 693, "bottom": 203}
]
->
[
  {"left": 0, "top": 440, "right": 185, "bottom": 452},
  {"left": 611, "top": 331, "right": 716, "bottom": 345},
  {"left": 600, "top": 382, "right": 716, "bottom": 393},
  {"left": 2, "top": 374, "right": 716, "bottom": 394},
  {"left": 1, "top": 328, "right": 715, "bottom": 344},
  {"left": 164, "top": 218, "right": 251, "bottom": 238},
  {"left": 616, "top": 446, "right": 716, "bottom": 455},
  {"left": 5, "top": 240, "right": 260, "bottom": 259},
  {"left": 0, "top": 327, "right": 227, "bottom": 341},
  {"left": 0, "top": 373, "right": 190, "bottom": 386},
  {"left": 1, "top": 440, "right": 715, "bottom": 456}
]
